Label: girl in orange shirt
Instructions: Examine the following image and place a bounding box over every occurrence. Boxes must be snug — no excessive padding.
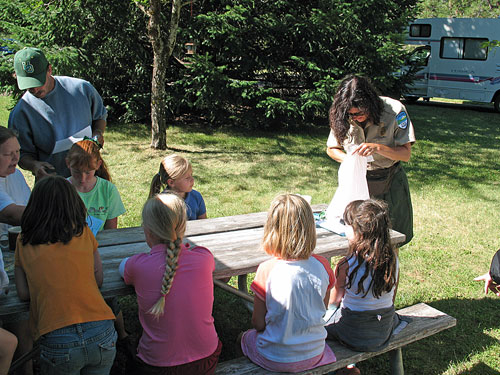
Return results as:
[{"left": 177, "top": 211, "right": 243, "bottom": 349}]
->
[{"left": 15, "top": 176, "right": 116, "bottom": 375}]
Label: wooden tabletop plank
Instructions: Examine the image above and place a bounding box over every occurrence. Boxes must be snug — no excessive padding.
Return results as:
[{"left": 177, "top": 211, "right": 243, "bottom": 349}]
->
[
  {"left": 97, "top": 228, "right": 404, "bottom": 303},
  {"left": 97, "top": 227, "right": 404, "bottom": 277},
  {"left": 95, "top": 204, "right": 328, "bottom": 247}
]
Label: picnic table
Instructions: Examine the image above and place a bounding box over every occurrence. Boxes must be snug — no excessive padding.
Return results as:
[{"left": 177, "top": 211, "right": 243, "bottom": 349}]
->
[{"left": 0, "top": 203, "right": 406, "bottom": 316}]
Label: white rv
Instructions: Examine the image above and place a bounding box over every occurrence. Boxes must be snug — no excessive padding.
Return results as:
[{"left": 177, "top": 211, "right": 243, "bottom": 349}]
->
[{"left": 402, "top": 18, "right": 500, "bottom": 112}]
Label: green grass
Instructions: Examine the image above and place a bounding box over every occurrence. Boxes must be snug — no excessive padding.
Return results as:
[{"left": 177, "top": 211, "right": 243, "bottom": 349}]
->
[
  {"left": 2, "top": 97, "right": 500, "bottom": 374},
  {"left": 0, "top": 95, "right": 14, "bottom": 127}
]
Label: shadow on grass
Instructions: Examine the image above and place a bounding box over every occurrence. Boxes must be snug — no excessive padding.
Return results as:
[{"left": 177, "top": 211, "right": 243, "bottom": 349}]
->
[
  {"left": 112, "top": 293, "right": 498, "bottom": 374},
  {"left": 107, "top": 117, "right": 330, "bottom": 158},
  {"left": 166, "top": 141, "right": 327, "bottom": 158},
  {"left": 108, "top": 103, "right": 500, "bottom": 199},
  {"left": 344, "top": 297, "right": 500, "bottom": 375},
  {"left": 211, "top": 295, "right": 500, "bottom": 374},
  {"left": 428, "top": 298, "right": 500, "bottom": 369}
]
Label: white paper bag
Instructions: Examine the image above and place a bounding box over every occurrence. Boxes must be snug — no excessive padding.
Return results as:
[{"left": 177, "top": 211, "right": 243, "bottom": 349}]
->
[{"left": 326, "top": 152, "right": 370, "bottom": 221}]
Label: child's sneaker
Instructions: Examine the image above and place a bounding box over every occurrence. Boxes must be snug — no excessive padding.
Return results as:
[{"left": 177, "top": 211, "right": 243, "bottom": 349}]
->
[{"left": 336, "top": 364, "right": 361, "bottom": 375}]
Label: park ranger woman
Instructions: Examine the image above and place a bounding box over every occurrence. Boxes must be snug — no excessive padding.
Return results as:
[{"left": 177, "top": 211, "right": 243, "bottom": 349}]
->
[{"left": 326, "top": 75, "right": 415, "bottom": 246}]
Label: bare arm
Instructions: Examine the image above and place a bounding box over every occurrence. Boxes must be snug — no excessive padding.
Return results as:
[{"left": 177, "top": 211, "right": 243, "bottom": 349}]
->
[
  {"left": 354, "top": 142, "right": 412, "bottom": 162},
  {"left": 251, "top": 295, "right": 267, "bottom": 332},
  {"left": 92, "top": 119, "right": 106, "bottom": 147},
  {"left": 326, "top": 146, "right": 346, "bottom": 163},
  {"left": 0, "top": 204, "right": 25, "bottom": 226},
  {"left": 324, "top": 287, "right": 332, "bottom": 308},
  {"left": 18, "top": 154, "right": 55, "bottom": 180},
  {"left": 93, "top": 250, "right": 104, "bottom": 287},
  {"left": 328, "top": 259, "right": 348, "bottom": 307},
  {"left": 197, "top": 213, "right": 207, "bottom": 220},
  {"left": 103, "top": 217, "right": 118, "bottom": 230},
  {"left": 474, "top": 272, "right": 500, "bottom": 297},
  {"left": 392, "top": 248, "right": 400, "bottom": 304},
  {"left": 14, "top": 266, "right": 30, "bottom": 301}
]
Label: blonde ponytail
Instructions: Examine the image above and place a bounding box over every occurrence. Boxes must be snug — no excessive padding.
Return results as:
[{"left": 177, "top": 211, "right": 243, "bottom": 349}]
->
[
  {"left": 148, "top": 170, "right": 164, "bottom": 199},
  {"left": 148, "top": 154, "right": 192, "bottom": 199}
]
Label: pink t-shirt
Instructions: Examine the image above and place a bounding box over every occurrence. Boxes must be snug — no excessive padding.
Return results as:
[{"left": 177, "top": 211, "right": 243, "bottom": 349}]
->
[{"left": 123, "top": 243, "right": 219, "bottom": 367}]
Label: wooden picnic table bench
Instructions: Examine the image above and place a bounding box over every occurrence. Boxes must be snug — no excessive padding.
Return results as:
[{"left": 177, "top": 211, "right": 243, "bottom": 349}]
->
[
  {"left": 2, "top": 204, "right": 444, "bottom": 375},
  {"left": 215, "top": 303, "right": 457, "bottom": 375}
]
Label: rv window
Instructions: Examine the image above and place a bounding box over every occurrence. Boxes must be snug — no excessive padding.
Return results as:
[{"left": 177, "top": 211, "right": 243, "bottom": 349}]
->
[
  {"left": 406, "top": 46, "right": 431, "bottom": 66},
  {"left": 440, "top": 37, "right": 488, "bottom": 60},
  {"left": 409, "top": 24, "right": 431, "bottom": 37},
  {"left": 441, "top": 38, "right": 462, "bottom": 59},
  {"left": 463, "top": 38, "right": 487, "bottom": 60}
]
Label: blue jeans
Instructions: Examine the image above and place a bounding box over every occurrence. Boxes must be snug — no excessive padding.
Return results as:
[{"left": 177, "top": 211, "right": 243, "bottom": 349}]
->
[{"left": 40, "top": 319, "right": 117, "bottom": 375}]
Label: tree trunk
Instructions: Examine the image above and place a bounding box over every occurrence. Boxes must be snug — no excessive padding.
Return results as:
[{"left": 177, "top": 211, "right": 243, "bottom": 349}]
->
[{"left": 145, "top": 0, "right": 182, "bottom": 150}]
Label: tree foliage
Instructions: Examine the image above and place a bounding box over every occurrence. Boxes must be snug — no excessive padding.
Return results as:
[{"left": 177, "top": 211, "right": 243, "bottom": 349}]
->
[
  {"left": 173, "top": 0, "right": 417, "bottom": 128},
  {"left": 417, "top": 0, "right": 500, "bottom": 18},
  {"left": 1, "top": 0, "right": 419, "bottom": 130},
  {"left": 0, "top": 0, "right": 152, "bottom": 119}
]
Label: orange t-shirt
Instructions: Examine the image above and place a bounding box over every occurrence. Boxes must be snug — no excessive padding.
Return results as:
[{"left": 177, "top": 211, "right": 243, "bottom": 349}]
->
[{"left": 15, "top": 226, "right": 114, "bottom": 340}]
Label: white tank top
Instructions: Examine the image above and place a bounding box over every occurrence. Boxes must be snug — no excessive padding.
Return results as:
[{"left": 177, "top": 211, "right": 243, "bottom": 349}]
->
[{"left": 341, "top": 255, "right": 399, "bottom": 311}]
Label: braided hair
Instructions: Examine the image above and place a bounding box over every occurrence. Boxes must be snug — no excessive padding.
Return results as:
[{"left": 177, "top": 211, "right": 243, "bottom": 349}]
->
[{"left": 142, "top": 193, "right": 187, "bottom": 317}]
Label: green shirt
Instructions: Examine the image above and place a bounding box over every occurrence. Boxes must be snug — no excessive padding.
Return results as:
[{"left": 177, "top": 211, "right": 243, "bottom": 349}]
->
[{"left": 76, "top": 177, "right": 126, "bottom": 232}]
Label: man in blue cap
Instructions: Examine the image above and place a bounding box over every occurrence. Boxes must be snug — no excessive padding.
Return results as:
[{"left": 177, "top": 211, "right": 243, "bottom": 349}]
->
[{"left": 8, "top": 47, "right": 107, "bottom": 179}]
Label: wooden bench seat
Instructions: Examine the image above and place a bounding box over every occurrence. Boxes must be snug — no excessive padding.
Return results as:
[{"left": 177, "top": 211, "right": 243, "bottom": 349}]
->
[{"left": 214, "top": 303, "right": 457, "bottom": 375}]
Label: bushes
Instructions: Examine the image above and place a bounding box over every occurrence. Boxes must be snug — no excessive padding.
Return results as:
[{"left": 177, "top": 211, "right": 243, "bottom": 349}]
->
[{"left": 1, "top": 0, "right": 417, "bottom": 130}]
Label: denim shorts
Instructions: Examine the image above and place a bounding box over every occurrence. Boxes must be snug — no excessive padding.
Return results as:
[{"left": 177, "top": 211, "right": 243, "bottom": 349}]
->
[{"left": 40, "top": 319, "right": 117, "bottom": 375}]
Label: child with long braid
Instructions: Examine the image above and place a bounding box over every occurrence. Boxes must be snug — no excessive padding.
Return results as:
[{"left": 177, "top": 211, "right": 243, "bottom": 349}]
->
[{"left": 119, "top": 193, "right": 221, "bottom": 374}]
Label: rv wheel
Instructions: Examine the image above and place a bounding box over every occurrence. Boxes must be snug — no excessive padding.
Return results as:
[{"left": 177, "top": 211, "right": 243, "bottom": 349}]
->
[
  {"left": 494, "top": 95, "right": 500, "bottom": 113},
  {"left": 403, "top": 96, "right": 419, "bottom": 103}
]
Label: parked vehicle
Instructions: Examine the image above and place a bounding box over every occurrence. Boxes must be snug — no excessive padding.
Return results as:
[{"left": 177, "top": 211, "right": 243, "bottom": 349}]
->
[{"left": 401, "top": 17, "right": 500, "bottom": 112}]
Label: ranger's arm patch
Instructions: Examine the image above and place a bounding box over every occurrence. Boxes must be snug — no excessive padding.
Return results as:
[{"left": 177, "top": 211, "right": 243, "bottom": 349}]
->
[{"left": 396, "top": 111, "right": 408, "bottom": 129}]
